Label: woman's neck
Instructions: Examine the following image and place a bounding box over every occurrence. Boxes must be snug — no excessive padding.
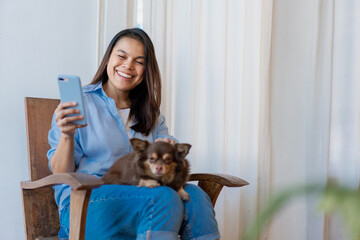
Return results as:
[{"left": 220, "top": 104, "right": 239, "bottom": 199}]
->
[{"left": 103, "top": 82, "right": 131, "bottom": 109}]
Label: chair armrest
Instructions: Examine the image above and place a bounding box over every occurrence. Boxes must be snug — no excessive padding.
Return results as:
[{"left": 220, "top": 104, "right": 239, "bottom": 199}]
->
[
  {"left": 188, "top": 173, "right": 249, "bottom": 207},
  {"left": 21, "top": 173, "right": 104, "bottom": 240},
  {"left": 21, "top": 172, "right": 104, "bottom": 190},
  {"left": 189, "top": 173, "right": 249, "bottom": 187}
]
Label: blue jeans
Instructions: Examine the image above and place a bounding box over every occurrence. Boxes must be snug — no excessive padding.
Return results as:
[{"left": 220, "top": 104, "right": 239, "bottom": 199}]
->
[{"left": 58, "top": 184, "right": 220, "bottom": 240}]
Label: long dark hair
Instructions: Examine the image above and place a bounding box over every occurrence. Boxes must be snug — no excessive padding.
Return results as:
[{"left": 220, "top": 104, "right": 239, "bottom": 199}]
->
[{"left": 90, "top": 28, "right": 161, "bottom": 136}]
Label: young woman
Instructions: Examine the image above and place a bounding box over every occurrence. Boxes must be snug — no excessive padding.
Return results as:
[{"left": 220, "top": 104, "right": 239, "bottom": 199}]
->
[{"left": 48, "top": 28, "right": 220, "bottom": 240}]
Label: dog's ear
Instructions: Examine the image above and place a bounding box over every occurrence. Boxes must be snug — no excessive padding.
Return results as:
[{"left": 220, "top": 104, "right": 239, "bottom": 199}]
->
[
  {"left": 130, "top": 138, "right": 149, "bottom": 154},
  {"left": 175, "top": 143, "right": 191, "bottom": 159}
]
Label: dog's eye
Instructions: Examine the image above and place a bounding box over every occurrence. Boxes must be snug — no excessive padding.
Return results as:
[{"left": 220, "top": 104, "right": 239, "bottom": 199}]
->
[
  {"left": 149, "top": 157, "right": 156, "bottom": 163},
  {"left": 163, "top": 157, "right": 172, "bottom": 163}
]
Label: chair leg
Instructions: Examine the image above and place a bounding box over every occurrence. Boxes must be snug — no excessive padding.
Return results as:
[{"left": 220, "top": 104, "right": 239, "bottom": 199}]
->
[{"left": 69, "top": 189, "right": 92, "bottom": 240}]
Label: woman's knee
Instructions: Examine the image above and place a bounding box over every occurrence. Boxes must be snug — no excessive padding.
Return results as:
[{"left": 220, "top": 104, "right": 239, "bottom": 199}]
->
[
  {"left": 138, "top": 186, "right": 184, "bottom": 234},
  {"left": 151, "top": 186, "right": 184, "bottom": 213}
]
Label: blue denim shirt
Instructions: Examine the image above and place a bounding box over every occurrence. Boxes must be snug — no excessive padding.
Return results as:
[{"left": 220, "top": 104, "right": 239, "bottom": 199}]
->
[{"left": 47, "top": 83, "right": 176, "bottom": 213}]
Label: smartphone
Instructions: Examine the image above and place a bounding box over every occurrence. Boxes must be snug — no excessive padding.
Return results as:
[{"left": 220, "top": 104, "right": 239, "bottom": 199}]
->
[{"left": 57, "top": 75, "right": 87, "bottom": 125}]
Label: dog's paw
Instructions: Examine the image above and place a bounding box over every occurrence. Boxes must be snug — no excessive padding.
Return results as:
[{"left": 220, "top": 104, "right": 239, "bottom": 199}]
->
[
  {"left": 178, "top": 187, "right": 190, "bottom": 201},
  {"left": 138, "top": 179, "right": 160, "bottom": 188}
]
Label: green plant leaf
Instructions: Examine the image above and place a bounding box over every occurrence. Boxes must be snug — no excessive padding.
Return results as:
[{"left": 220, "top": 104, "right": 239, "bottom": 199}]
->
[{"left": 242, "top": 183, "right": 360, "bottom": 240}]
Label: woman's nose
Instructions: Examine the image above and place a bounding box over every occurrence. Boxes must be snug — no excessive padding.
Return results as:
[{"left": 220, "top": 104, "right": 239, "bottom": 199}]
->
[{"left": 123, "top": 59, "right": 134, "bottom": 70}]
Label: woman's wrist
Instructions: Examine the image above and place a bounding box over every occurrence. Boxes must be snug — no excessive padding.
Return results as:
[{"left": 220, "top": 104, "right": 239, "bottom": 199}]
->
[{"left": 60, "top": 132, "right": 75, "bottom": 140}]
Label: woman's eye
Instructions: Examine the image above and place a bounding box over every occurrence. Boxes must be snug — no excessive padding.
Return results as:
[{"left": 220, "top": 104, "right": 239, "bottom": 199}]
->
[
  {"left": 118, "top": 55, "right": 126, "bottom": 59},
  {"left": 135, "top": 61, "right": 144, "bottom": 65}
]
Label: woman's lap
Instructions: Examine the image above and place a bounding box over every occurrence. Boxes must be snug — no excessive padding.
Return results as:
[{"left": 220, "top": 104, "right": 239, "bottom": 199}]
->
[{"left": 59, "top": 184, "right": 220, "bottom": 240}]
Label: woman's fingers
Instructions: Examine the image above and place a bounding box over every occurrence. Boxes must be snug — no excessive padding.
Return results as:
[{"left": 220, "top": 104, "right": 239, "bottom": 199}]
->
[
  {"left": 55, "top": 102, "right": 76, "bottom": 114},
  {"left": 54, "top": 101, "right": 86, "bottom": 135},
  {"left": 55, "top": 108, "right": 80, "bottom": 122},
  {"left": 155, "top": 137, "right": 175, "bottom": 145},
  {"left": 59, "top": 101, "right": 77, "bottom": 109},
  {"left": 55, "top": 102, "right": 76, "bottom": 116},
  {"left": 58, "top": 115, "right": 83, "bottom": 125}
]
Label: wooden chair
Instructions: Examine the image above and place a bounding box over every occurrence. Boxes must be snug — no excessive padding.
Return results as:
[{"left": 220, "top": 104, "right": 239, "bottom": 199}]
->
[{"left": 21, "top": 97, "right": 249, "bottom": 240}]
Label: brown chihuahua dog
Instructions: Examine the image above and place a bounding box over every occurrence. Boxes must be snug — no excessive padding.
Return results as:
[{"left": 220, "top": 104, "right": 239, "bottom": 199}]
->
[{"left": 102, "top": 138, "right": 191, "bottom": 200}]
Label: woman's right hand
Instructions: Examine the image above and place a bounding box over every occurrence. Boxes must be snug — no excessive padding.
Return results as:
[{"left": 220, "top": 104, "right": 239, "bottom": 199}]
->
[{"left": 55, "top": 102, "right": 87, "bottom": 136}]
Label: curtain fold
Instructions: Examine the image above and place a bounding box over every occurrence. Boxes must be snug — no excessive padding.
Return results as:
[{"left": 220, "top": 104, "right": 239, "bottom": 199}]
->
[
  {"left": 96, "top": 0, "right": 137, "bottom": 65},
  {"left": 325, "top": 1, "right": 360, "bottom": 239}
]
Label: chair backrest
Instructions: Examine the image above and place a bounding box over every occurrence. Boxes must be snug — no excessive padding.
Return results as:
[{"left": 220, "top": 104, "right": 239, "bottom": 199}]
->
[
  {"left": 22, "top": 97, "right": 61, "bottom": 240},
  {"left": 25, "top": 97, "right": 60, "bottom": 180}
]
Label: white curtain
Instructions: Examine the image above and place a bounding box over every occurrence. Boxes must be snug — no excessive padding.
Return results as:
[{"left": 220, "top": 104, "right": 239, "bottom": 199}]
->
[
  {"left": 143, "top": 0, "right": 270, "bottom": 239},
  {"left": 138, "top": 0, "right": 360, "bottom": 239}
]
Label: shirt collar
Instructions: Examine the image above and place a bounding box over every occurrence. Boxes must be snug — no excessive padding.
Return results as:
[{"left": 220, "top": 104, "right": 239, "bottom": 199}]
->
[{"left": 83, "top": 82, "right": 104, "bottom": 94}]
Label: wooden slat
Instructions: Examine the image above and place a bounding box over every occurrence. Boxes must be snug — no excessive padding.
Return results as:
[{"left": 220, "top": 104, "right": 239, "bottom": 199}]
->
[
  {"left": 22, "top": 186, "right": 60, "bottom": 240},
  {"left": 24, "top": 97, "right": 60, "bottom": 181},
  {"left": 69, "top": 190, "right": 92, "bottom": 240}
]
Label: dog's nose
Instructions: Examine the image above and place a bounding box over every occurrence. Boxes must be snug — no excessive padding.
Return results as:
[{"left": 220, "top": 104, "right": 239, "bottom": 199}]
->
[{"left": 156, "top": 165, "right": 163, "bottom": 172}]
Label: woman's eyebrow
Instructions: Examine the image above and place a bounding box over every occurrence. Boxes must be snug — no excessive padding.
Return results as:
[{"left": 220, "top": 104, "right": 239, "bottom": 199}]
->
[
  {"left": 117, "top": 49, "right": 145, "bottom": 59},
  {"left": 117, "top": 49, "right": 127, "bottom": 55}
]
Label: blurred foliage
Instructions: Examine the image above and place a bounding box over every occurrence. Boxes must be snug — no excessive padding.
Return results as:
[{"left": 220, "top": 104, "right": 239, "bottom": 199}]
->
[{"left": 242, "top": 183, "right": 360, "bottom": 240}]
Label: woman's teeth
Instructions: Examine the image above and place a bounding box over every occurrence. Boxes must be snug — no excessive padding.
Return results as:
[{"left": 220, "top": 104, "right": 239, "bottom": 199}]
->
[{"left": 117, "top": 71, "right": 133, "bottom": 79}]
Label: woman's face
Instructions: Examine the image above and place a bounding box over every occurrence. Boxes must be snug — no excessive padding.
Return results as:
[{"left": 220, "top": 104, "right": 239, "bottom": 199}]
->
[{"left": 106, "top": 37, "right": 146, "bottom": 93}]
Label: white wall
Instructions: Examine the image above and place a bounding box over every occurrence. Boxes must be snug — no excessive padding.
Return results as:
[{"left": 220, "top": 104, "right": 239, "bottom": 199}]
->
[{"left": 0, "top": 0, "right": 98, "bottom": 239}]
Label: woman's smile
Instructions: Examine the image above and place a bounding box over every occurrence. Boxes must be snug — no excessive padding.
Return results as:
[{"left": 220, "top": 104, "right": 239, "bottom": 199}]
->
[{"left": 116, "top": 70, "right": 134, "bottom": 80}]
